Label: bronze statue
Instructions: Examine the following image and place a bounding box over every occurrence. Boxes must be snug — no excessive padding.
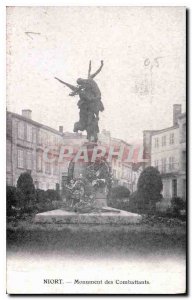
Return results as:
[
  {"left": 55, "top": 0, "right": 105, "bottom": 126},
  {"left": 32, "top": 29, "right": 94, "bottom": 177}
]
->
[{"left": 55, "top": 60, "right": 104, "bottom": 142}]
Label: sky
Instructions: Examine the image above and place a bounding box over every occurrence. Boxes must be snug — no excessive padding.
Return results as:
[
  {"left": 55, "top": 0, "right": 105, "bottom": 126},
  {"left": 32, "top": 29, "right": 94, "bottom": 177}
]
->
[{"left": 6, "top": 6, "right": 186, "bottom": 144}]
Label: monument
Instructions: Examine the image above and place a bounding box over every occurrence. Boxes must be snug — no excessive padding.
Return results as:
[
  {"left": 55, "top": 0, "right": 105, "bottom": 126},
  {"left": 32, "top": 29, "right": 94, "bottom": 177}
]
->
[
  {"left": 35, "top": 61, "right": 142, "bottom": 224},
  {"left": 55, "top": 60, "right": 104, "bottom": 143}
]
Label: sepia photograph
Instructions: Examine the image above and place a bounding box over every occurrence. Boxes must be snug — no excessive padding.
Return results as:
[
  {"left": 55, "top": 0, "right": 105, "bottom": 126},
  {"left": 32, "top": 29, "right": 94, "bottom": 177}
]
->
[{"left": 6, "top": 6, "right": 186, "bottom": 294}]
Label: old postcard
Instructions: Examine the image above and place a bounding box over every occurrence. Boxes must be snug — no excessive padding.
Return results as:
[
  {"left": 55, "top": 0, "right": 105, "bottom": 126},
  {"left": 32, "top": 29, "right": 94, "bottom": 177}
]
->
[{"left": 6, "top": 6, "right": 186, "bottom": 294}]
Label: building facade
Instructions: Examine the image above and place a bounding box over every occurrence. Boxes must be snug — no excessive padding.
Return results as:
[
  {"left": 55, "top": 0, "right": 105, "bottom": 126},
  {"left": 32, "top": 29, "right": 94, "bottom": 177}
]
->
[
  {"left": 98, "top": 130, "right": 142, "bottom": 192},
  {"left": 6, "top": 110, "right": 86, "bottom": 191},
  {"left": 7, "top": 110, "right": 144, "bottom": 193},
  {"left": 143, "top": 105, "right": 186, "bottom": 201}
]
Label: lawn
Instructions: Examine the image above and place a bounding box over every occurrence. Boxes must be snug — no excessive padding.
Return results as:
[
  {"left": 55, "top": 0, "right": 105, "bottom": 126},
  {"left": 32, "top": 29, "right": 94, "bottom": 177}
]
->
[{"left": 7, "top": 214, "right": 186, "bottom": 258}]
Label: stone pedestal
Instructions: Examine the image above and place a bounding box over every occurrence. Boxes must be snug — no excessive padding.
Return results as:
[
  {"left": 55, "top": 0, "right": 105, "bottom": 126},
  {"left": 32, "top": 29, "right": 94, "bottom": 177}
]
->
[
  {"left": 34, "top": 208, "right": 142, "bottom": 225},
  {"left": 93, "top": 187, "right": 108, "bottom": 208},
  {"left": 35, "top": 142, "right": 142, "bottom": 225}
]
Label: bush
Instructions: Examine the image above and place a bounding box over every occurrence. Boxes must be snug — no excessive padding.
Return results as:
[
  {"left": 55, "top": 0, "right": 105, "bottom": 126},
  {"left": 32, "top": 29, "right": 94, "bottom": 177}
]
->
[
  {"left": 36, "top": 189, "right": 47, "bottom": 203},
  {"left": 15, "top": 188, "right": 26, "bottom": 208},
  {"left": 108, "top": 185, "right": 130, "bottom": 210},
  {"left": 7, "top": 184, "right": 37, "bottom": 217},
  {"left": 36, "top": 201, "right": 55, "bottom": 213},
  {"left": 171, "top": 197, "right": 185, "bottom": 215},
  {"left": 45, "top": 189, "right": 61, "bottom": 202},
  {"left": 17, "top": 172, "right": 36, "bottom": 206},
  {"left": 7, "top": 186, "right": 17, "bottom": 216},
  {"left": 35, "top": 189, "right": 62, "bottom": 212},
  {"left": 137, "top": 166, "right": 163, "bottom": 211},
  {"left": 111, "top": 186, "right": 130, "bottom": 199},
  {"left": 128, "top": 191, "right": 138, "bottom": 212},
  {"left": 128, "top": 190, "right": 145, "bottom": 213}
]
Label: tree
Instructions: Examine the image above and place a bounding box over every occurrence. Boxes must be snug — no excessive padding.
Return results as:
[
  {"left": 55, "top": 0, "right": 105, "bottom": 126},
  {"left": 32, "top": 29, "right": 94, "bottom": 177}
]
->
[
  {"left": 137, "top": 166, "right": 163, "bottom": 211},
  {"left": 17, "top": 172, "right": 36, "bottom": 206}
]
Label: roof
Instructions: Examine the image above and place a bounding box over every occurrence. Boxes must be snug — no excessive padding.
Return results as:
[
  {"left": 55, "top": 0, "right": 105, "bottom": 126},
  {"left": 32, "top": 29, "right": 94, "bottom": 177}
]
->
[
  {"left": 111, "top": 137, "right": 131, "bottom": 146},
  {"left": 144, "top": 112, "right": 185, "bottom": 137},
  {"left": 7, "top": 111, "right": 64, "bottom": 136},
  {"left": 63, "top": 132, "right": 87, "bottom": 139},
  {"left": 150, "top": 125, "right": 179, "bottom": 136}
]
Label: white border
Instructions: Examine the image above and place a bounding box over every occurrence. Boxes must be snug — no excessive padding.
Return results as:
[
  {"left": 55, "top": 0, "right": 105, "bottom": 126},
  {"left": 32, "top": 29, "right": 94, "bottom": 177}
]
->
[{"left": 0, "top": 1, "right": 191, "bottom": 299}]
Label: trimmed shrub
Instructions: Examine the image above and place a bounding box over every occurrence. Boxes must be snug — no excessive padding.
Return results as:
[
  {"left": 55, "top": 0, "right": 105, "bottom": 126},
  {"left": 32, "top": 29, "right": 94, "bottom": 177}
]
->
[
  {"left": 128, "top": 190, "right": 146, "bottom": 213},
  {"left": 7, "top": 186, "right": 17, "bottom": 216},
  {"left": 108, "top": 185, "right": 130, "bottom": 210},
  {"left": 137, "top": 166, "right": 163, "bottom": 211},
  {"left": 45, "top": 189, "right": 61, "bottom": 202},
  {"left": 36, "top": 201, "right": 54, "bottom": 213},
  {"left": 111, "top": 186, "right": 130, "bottom": 199},
  {"left": 17, "top": 172, "right": 36, "bottom": 206},
  {"left": 36, "top": 189, "right": 47, "bottom": 203},
  {"left": 171, "top": 197, "right": 185, "bottom": 215},
  {"left": 15, "top": 188, "right": 26, "bottom": 208},
  {"left": 35, "top": 189, "right": 62, "bottom": 213}
]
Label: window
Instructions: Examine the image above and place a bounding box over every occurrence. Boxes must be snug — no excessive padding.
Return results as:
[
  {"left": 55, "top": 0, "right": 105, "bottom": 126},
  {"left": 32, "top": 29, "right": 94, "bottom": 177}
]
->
[
  {"left": 161, "top": 158, "right": 166, "bottom": 173},
  {"left": 50, "top": 135, "right": 54, "bottom": 145},
  {"left": 183, "top": 179, "right": 186, "bottom": 201},
  {"left": 44, "top": 132, "right": 48, "bottom": 145},
  {"left": 6, "top": 177, "right": 12, "bottom": 186},
  {"left": 162, "top": 135, "right": 166, "bottom": 147},
  {"left": 169, "top": 133, "right": 174, "bottom": 145},
  {"left": 154, "top": 137, "right": 159, "bottom": 148},
  {"left": 38, "top": 131, "right": 43, "bottom": 145},
  {"left": 182, "top": 123, "right": 186, "bottom": 135},
  {"left": 45, "top": 162, "right": 51, "bottom": 174},
  {"left": 181, "top": 124, "right": 186, "bottom": 143},
  {"left": 40, "top": 182, "right": 46, "bottom": 190},
  {"left": 18, "top": 122, "right": 25, "bottom": 140},
  {"left": 17, "top": 149, "right": 24, "bottom": 168},
  {"left": 47, "top": 134, "right": 51, "bottom": 145},
  {"left": 56, "top": 183, "right": 60, "bottom": 191},
  {"left": 182, "top": 151, "right": 186, "bottom": 171},
  {"left": 27, "top": 151, "right": 32, "bottom": 170},
  {"left": 172, "top": 179, "right": 177, "bottom": 197},
  {"left": 54, "top": 136, "right": 57, "bottom": 146},
  {"left": 37, "top": 153, "right": 43, "bottom": 172},
  {"left": 169, "top": 157, "right": 174, "bottom": 171},
  {"left": 34, "top": 181, "right": 39, "bottom": 189},
  {"left": 53, "top": 161, "right": 59, "bottom": 175},
  {"left": 6, "top": 142, "right": 12, "bottom": 172},
  {"left": 32, "top": 128, "right": 37, "bottom": 143},
  {"left": 154, "top": 160, "right": 159, "bottom": 170},
  {"left": 27, "top": 125, "right": 32, "bottom": 142}
]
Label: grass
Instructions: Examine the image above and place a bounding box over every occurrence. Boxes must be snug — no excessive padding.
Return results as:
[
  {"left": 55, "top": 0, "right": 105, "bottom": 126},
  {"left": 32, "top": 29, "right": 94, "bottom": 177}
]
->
[{"left": 7, "top": 214, "right": 186, "bottom": 259}]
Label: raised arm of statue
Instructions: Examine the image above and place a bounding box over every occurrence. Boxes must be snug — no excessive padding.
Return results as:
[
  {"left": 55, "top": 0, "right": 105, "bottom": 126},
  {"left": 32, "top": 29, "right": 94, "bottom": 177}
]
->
[
  {"left": 55, "top": 77, "right": 80, "bottom": 93},
  {"left": 88, "top": 61, "right": 104, "bottom": 79}
]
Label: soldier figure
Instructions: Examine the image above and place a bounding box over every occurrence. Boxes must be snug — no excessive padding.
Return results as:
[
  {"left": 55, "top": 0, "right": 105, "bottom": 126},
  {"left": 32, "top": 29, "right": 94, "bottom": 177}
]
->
[{"left": 55, "top": 61, "right": 104, "bottom": 142}]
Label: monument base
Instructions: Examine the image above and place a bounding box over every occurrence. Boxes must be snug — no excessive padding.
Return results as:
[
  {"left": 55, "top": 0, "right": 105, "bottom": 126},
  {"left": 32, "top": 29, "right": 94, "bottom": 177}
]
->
[{"left": 34, "top": 207, "right": 142, "bottom": 225}]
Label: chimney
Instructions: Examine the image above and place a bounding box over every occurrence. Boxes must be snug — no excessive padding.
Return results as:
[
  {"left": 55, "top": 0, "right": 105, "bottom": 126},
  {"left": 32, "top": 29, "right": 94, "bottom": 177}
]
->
[
  {"left": 173, "top": 104, "right": 182, "bottom": 126},
  {"left": 22, "top": 109, "right": 32, "bottom": 119},
  {"left": 59, "top": 126, "right": 63, "bottom": 133}
]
